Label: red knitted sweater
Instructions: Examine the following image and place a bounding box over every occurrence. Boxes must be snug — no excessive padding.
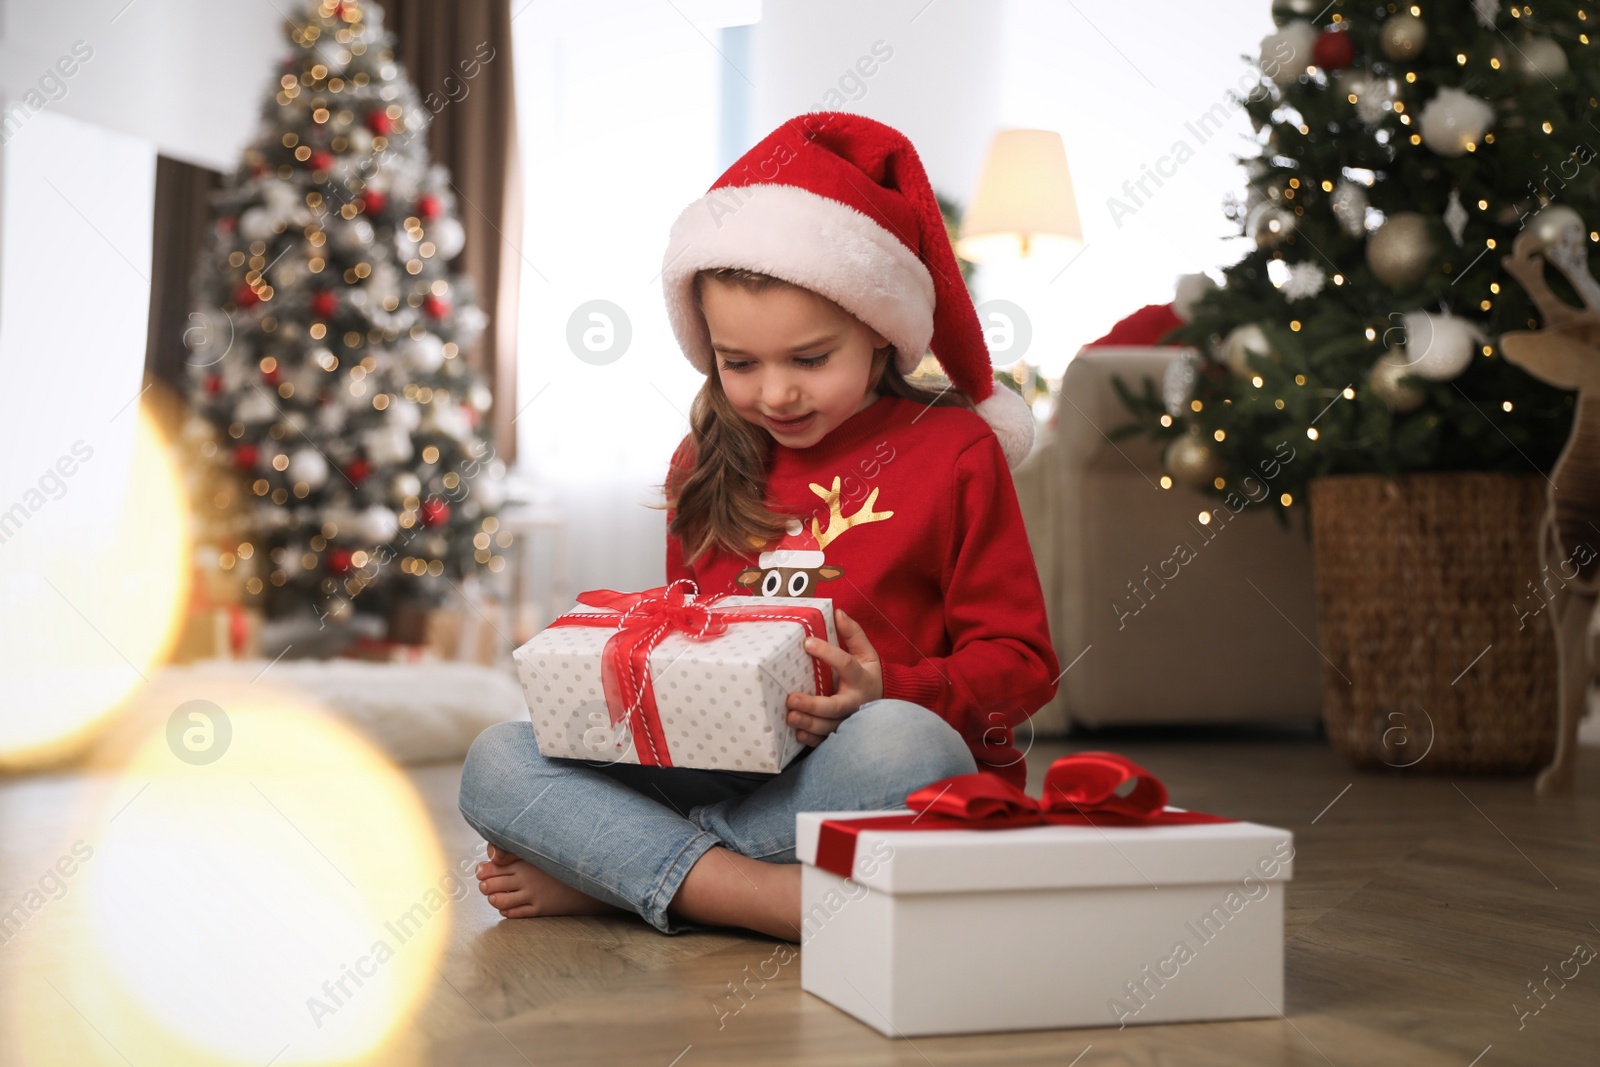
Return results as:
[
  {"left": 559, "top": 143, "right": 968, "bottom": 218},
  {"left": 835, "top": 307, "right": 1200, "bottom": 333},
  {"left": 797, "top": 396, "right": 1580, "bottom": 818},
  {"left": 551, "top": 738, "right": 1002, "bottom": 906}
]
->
[{"left": 665, "top": 394, "right": 1060, "bottom": 787}]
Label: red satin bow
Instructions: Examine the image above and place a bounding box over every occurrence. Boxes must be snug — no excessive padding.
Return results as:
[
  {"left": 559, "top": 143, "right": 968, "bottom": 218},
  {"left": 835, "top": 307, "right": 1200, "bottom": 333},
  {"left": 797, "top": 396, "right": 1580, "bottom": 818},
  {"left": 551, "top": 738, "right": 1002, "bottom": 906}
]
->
[
  {"left": 545, "top": 580, "right": 834, "bottom": 767},
  {"left": 813, "top": 751, "right": 1233, "bottom": 879}
]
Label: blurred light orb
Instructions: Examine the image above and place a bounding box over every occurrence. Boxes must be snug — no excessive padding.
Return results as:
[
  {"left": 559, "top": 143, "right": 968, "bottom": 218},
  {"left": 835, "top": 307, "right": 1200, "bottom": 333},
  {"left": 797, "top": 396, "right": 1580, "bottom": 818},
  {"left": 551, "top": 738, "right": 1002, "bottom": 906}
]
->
[{"left": 0, "top": 406, "right": 190, "bottom": 768}]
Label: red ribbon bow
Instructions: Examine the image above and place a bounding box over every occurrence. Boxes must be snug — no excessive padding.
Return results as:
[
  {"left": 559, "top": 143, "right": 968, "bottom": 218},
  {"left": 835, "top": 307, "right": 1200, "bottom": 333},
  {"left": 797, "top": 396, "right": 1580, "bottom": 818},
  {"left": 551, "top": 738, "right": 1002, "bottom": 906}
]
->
[
  {"left": 545, "top": 580, "right": 835, "bottom": 766},
  {"left": 814, "top": 751, "right": 1234, "bottom": 879}
]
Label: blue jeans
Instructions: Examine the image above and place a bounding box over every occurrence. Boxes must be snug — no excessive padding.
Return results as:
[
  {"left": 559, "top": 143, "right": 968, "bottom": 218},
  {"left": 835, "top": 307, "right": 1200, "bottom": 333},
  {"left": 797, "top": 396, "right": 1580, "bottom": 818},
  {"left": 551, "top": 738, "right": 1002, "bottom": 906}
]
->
[{"left": 457, "top": 698, "right": 977, "bottom": 935}]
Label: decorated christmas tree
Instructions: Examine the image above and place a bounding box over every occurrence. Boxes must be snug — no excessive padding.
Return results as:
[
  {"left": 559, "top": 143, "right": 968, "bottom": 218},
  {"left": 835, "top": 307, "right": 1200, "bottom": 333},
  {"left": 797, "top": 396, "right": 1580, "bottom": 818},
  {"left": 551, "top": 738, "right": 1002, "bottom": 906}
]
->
[
  {"left": 185, "top": 0, "right": 506, "bottom": 627},
  {"left": 1112, "top": 0, "right": 1595, "bottom": 518}
]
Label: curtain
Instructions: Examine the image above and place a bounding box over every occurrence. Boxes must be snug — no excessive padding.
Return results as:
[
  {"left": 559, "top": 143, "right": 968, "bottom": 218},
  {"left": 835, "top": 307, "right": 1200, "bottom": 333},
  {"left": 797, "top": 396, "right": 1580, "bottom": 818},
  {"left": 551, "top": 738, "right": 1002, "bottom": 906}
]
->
[
  {"left": 375, "top": 0, "right": 523, "bottom": 464},
  {"left": 143, "top": 155, "right": 223, "bottom": 401}
]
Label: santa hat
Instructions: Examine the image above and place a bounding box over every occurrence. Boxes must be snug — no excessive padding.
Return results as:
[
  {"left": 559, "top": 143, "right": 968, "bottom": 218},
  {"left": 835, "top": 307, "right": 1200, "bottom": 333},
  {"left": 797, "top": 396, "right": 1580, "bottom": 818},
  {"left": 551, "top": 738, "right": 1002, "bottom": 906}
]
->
[{"left": 661, "top": 111, "right": 1036, "bottom": 469}]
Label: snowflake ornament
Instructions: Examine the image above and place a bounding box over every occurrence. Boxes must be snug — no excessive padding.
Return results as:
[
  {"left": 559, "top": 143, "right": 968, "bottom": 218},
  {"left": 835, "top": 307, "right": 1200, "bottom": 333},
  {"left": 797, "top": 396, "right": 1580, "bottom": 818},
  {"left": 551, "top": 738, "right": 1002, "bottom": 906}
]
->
[{"left": 1282, "top": 261, "right": 1327, "bottom": 302}]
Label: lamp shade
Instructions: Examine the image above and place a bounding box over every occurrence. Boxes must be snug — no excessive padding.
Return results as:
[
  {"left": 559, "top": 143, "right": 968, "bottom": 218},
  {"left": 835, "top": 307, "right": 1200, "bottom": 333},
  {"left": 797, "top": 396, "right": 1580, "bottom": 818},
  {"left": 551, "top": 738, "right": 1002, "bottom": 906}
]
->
[{"left": 956, "top": 128, "right": 1083, "bottom": 263}]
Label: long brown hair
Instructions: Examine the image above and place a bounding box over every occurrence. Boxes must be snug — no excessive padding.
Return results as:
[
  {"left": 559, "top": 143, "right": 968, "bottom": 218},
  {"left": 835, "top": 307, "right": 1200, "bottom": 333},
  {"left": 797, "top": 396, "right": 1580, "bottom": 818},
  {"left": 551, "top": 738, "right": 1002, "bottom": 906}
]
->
[{"left": 649, "top": 267, "right": 975, "bottom": 568}]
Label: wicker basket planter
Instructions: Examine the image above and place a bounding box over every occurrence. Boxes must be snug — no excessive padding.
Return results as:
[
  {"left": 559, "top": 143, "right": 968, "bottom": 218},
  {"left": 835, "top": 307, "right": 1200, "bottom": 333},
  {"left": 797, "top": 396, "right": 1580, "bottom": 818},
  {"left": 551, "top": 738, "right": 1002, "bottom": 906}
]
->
[{"left": 1307, "top": 472, "right": 1558, "bottom": 774}]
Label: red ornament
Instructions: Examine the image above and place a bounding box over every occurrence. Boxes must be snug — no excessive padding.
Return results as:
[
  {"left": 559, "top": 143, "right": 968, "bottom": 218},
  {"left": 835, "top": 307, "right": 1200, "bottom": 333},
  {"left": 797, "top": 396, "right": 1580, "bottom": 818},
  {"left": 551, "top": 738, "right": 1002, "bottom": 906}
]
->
[
  {"left": 262, "top": 365, "right": 282, "bottom": 385},
  {"left": 366, "top": 110, "right": 392, "bottom": 136},
  {"left": 420, "top": 499, "right": 451, "bottom": 527},
  {"left": 219, "top": 215, "right": 237, "bottom": 234},
  {"left": 232, "top": 282, "right": 261, "bottom": 309},
  {"left": 463, "top": 406, "right": 479, "bottom": 428},
  {"left": 345, "top": 457, "right": 372, "bottom": 484},
  {"left": 416, "top": 194, "right": 441, "bottom": 220},
  {"left": 362, "top": 188, "right": 387, "bottom": 215},
  {"left": 204, "top": 374, "right": 223, "bottom": 396},
  {"left": 423, "top": 294, "right": 450, "bottom": 320},
  {"left": 326, "top": 547, "right": 353, "bottom": 575},
  {"left": 309, "top": 150, "right": 334, "bottom": 172},
  {"left": 232, "top": 443, "right": 259, "bottom": 472},
  {"left": 1313, "top": 29, "right": 1355, "bottom": 71},
  {"left": 311, "top": 290, "right": 337, "bottom": 319}
]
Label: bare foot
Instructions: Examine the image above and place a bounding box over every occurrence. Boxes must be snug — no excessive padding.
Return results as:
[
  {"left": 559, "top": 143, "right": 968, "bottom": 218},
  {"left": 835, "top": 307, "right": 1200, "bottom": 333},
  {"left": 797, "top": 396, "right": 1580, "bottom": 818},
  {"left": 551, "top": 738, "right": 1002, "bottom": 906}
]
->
[
  {"left": 475, "top": 843, "right": 631, "bottom": 919},
  {"left": 669, "top": 846, "right": 804, "bottom": 941}
]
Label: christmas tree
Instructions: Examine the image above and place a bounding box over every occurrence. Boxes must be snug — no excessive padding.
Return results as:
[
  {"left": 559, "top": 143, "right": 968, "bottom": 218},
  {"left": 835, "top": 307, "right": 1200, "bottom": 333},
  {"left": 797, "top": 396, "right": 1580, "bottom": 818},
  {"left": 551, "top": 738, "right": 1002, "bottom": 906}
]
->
[
  {"left": 1112, "top": 0, "right": 1595, "bottom": 519},
  {"left": 185, "top": 0, "right": 507, "bottom": 627}
]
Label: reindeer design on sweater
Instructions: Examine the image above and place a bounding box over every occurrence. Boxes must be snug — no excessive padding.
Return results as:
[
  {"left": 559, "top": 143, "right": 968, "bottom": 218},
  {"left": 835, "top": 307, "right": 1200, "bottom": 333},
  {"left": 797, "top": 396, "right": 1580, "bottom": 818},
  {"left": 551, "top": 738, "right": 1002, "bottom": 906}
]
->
[
  {"left": 1499, "top": 212, "right": 1600, "bottom": 795},
  {"left": 736, "top": 476, "right": 894, "bottom": 597}
]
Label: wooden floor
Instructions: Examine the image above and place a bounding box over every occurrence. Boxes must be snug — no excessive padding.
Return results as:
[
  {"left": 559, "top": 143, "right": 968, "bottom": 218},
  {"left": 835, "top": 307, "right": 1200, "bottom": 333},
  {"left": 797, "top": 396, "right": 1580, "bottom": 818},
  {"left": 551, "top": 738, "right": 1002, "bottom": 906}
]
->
[{"left": 3, "top": 726, "right": 1598, "bottom": 1065}]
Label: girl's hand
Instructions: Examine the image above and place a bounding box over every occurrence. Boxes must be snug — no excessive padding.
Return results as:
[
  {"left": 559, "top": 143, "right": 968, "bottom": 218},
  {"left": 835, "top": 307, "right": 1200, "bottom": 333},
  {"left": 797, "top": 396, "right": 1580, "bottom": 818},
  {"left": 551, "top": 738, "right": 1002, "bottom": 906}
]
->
[{"left": 786, "top": 610, "right": 884, "bottom": 746}]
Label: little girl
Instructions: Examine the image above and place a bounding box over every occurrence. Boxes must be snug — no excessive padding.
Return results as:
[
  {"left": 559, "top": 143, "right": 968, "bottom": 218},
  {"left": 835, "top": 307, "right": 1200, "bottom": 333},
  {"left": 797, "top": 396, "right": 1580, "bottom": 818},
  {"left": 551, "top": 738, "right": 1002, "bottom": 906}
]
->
[{"left": 458, "top": 112, "right": 1060, "bottom": 941}]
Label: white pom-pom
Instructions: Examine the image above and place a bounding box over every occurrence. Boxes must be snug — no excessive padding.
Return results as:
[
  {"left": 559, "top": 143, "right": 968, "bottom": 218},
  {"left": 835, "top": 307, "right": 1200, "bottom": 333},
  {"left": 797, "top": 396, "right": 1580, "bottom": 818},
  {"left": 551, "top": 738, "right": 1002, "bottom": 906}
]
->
[
  {"left": 975, "top": 385, "right": 1036, "bottom": 469},
  {"left": 1173, "top": 273, "right": 1218, "bottom": 321}
]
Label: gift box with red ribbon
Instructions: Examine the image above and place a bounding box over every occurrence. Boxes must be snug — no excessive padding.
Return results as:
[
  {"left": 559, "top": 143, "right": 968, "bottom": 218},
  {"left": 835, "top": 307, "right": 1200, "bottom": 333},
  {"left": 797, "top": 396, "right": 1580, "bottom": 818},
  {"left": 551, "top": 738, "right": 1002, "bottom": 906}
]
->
[
  {"left": 795, "top": 752, "right": 1294, "bottom": 1036},
  {"left": 511, "top": 582, "right": 837, "bottom": 772}
]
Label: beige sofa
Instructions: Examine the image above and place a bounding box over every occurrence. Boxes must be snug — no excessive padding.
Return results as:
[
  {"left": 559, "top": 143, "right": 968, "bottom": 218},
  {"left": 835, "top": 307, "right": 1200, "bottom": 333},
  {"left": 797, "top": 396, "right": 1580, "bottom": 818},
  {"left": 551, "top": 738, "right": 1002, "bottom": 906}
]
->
[{"left": 1011, "top": 346, "right": 1324, "bottom": 735}]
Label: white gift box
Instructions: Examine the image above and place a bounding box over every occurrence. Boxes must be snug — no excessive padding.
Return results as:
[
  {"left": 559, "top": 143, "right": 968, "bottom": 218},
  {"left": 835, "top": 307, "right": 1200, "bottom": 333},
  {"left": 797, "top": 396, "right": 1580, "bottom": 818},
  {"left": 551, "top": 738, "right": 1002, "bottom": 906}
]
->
[
  {"left": 795, "top": 809, "right": 1294, "bottom": 1036},
  {"left": 511, "top": 593, "right": 836, "bottom": 773}
]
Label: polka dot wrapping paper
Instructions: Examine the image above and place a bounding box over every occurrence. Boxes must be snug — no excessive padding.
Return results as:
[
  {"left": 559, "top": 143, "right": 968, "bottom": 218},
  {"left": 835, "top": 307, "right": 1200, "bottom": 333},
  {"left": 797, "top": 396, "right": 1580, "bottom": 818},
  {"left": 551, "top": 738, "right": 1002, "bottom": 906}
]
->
[{"left": 511, "top": 594, "right": 837, "bottom": 773}]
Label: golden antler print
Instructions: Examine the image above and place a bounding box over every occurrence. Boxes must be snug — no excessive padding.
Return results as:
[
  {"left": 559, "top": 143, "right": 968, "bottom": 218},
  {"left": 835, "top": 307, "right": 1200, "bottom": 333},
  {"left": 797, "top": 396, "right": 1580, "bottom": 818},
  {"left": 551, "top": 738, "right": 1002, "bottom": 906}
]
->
[{"left": 809, "top": 477, "right": 894, "bottom": 550}]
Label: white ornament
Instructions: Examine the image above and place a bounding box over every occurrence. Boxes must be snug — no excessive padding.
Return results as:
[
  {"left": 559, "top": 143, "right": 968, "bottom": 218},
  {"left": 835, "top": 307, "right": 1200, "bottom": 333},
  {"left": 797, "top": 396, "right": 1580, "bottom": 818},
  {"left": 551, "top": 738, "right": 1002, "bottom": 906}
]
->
[
  {"left": 1261, "top": 21, "right": 1317, "bottom": 87},
  {"left": 334, "top": 217, "right": 376, "bottom": 255},
  {"left": 454, "top": 305, "right": 488, "bottom": 347},
  {"left": 470, "top": 473, "right": 506, "bottom": 510},
  {"left": 1222, "top": 323, "right": 1273, "bottom": 376},
  {"left": 356, "top": 505, "right": 400, "bottom": 543},
  {"left": 1282, "top": 261, "right": 1327, "bottom": 302},
  {"left": 1444, "top": 189, "right": 1468, "bottom": 247},
  {"left": 1418, "top": 88, "right": 1494, "bottom": 157},
  {"left": 363, "top": 424, "right": 413, "bottom": 465},
  {"left": 1330, "top": 180, "right": 1370, "bottom": 237},
  {"left": 1394, "top": 311, "right": 1488, "bottom": 381},
  {"left": 287, "top": 448, "right": 330, "bottom": 488},
  {"left": 1519, "top": 37, "right": 1569, "bottom": 81},
  {"left": 430, "top": 216, "right": 466, "bottom": 260},
  {"left": 1336, "top": 71, "right": 1398, "bottom": 125},
  {"left": 423, "top": 401, "right": 473, "bottom": 442},
  {"left": 390, "top": 471, "right": 422, "bottom": 503},
  {"left": 237, "top": 390, "right": 277, "bottom": 423},
  {"left": 239, "top": 207, "right": 274, "bottom": 241},
  {"left": 1162, "top": 350, "right": 1201, "bottom": 418},
  {"left": 389, "top": 398, "right": 422, "bottom": 432},
  {"left": 469, "top": 382, "right": 493, "bottom": 412},
  {"left": 403, "top": 333, "right": 446, "bottom": 373},
  {"left": 1474, "top": 0, "right": 1501, "bottom": 28}
]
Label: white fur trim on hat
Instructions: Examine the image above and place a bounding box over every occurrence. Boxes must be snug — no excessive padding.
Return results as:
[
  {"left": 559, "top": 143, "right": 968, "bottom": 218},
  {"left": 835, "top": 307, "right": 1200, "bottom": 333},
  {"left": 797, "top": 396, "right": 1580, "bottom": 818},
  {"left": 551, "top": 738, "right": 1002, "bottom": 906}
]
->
[
  {"left": 758, "top": 549, "right": 825, "bottom": 569},
  {"left": 663, "top": 183, "right": 936, "bottom": 375},
  {"left": 976, "top": 386, "right": 1036, "bottom": 469}
]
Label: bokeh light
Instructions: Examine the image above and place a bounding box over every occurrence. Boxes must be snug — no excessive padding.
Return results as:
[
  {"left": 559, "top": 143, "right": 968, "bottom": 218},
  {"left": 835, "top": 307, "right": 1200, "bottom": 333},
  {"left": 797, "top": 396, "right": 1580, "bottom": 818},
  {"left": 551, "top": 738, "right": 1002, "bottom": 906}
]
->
[
  {"left": 6, "top": 690, "right": 450, "bottom": 1065},
  {"left": 0, "top": 403, "right": 190, "bottom": 767}
]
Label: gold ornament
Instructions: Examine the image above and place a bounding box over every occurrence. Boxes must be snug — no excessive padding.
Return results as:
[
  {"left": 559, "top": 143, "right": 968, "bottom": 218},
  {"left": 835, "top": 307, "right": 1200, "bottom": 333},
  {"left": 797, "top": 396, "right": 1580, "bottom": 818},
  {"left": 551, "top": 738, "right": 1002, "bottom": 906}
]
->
[
  {"left": 1368, "top": 356, "right": 1426, "bottom": 412},
  {"left": 1366, "top": 212, "right": 1438, "bottom": 288},
  {"left": 1379, "top": 14, "right": 1427, "bottom": 61},
  {"left": 1248, "top": 201, "right": 1297, "bottom": 250},
  {"left": 1164, "top": 429, "right": 1225, "bottom": 489}
]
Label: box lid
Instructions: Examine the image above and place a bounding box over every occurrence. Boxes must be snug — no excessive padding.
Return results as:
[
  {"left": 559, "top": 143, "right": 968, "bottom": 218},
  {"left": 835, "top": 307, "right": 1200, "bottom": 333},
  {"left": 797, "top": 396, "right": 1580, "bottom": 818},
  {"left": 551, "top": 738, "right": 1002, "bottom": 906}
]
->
[{"left": 795, "top": 809, "right": 1294, "bottom": 894}]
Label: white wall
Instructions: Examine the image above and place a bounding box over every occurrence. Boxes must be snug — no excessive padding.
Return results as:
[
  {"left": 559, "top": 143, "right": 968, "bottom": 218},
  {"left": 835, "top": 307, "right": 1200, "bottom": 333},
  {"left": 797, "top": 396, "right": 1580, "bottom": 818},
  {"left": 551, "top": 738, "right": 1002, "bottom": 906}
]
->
[
  {"left": 753, "top": 0, "right": 1003, "bottom": 211},
  {"left": 0, "top": 0, "right": 284, "bottom": 170}
]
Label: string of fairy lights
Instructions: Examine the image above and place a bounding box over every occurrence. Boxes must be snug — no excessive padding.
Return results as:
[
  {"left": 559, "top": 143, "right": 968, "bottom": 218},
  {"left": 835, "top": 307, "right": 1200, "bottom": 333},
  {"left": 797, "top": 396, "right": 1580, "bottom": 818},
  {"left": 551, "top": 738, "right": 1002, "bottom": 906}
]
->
[{"left": 1117, "top": 0, "right": 1597, "bottom": 524}]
